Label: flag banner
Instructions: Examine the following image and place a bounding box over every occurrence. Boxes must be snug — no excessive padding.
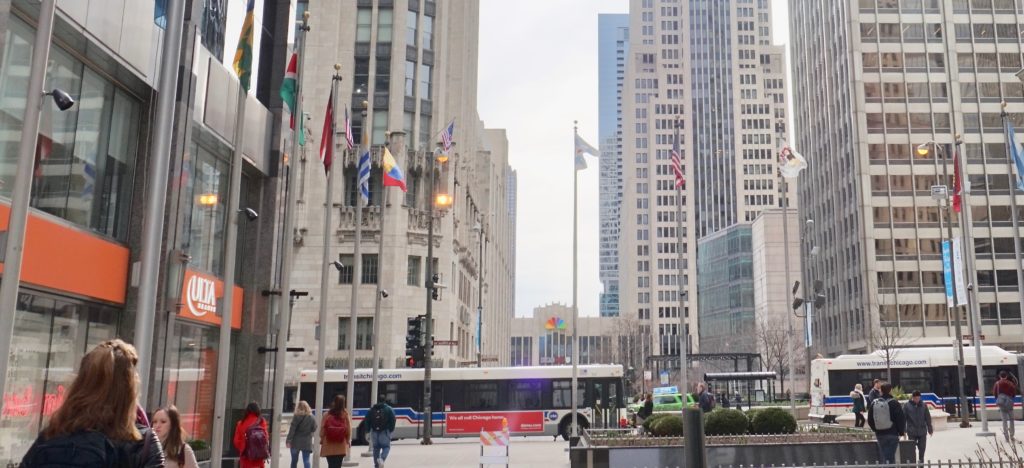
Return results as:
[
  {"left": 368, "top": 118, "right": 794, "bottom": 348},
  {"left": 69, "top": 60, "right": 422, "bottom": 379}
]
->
[
  {"left": 441, "top": 119, "right": 455, "bottom": 152},
  {"left": 942, "top": 240, "right": 954, "bottom": 308},
  {"left": 233, "top": 0, "right": 256, "bottom": 92},
  {"left": 319, "top": 89, "right": 334, "bottom": 173},
  {"left": 279, "top": 52, "right": 305, "bottom": 146},
  {"left": 804, "top": 303, "right": 813, "bottom": 348},
  {"left": 575, "top": 133, "right": 599, "bottom": 171},
  {"left": 952, "top": 237, "right": 967, "bottom": 307},
  {"left": 670, "top": 150, "right": 685, "bottom": 188},
  {"left": 952, "top": 149, "right": 963, "bottom": 213},
  {"left": 358, "top": 150, "right": 371, "bottom": 203},
  {"left": 344, "top": 107, "right": 355, "bottom": 151},
  {"left": 1008, "top": 121, "right": 1024, "bottom": 191},
  {"left": 382, "top": 146, "right": 407, "bottom": 192},
  {"left": 778, "top": 146, "right": 807, "bottom": 178}
]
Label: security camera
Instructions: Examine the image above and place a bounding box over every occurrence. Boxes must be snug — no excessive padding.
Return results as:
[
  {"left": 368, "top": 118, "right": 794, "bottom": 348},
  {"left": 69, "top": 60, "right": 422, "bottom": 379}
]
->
[
  {"left": 967, "top": 282, "right": 974, "bottom": 291},
  {"left": 47, "top": 88, "right": 75, "bottom": 111},
  {"left": 380, "top": 289, "right": 389, "bottom": 298},
  {"left": 331, "top": 260, "right": 344, "bottom": 272},
  {"left": 240, "top": 207, "right": 259, "bottom": 220}
]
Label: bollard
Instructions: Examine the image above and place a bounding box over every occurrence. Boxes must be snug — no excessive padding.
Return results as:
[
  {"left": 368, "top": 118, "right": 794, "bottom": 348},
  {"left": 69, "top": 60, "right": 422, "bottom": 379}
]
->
[{"left": 682, "top": 408, "right": 707, "bottom": 468}]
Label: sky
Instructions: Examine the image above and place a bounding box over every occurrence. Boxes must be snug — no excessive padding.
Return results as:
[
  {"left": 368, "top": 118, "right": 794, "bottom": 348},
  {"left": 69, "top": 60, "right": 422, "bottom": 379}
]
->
[{"left": 477, "top": 0, "right": 791, "bottom": 318}]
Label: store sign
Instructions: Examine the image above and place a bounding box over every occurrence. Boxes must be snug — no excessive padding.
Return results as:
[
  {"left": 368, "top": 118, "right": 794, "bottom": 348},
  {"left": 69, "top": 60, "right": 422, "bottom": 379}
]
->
[
  {"left": 445, "top": 411, "right": 545, "bottom": 434},
  {"left": 2, "top": 385, "right": 66, "bottom": 418},
  {"left": 178, "top": 269, "right": 243, "bottom": 329}
]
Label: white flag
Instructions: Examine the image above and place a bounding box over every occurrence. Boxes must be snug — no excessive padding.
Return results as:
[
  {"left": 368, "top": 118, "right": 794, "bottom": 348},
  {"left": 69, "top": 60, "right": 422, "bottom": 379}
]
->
[
  {"left": 778, "top": 146, "right": 808, "bottom": 178},
  {"left": 575, "top": 134, "right": 599, "bottom": 170}
]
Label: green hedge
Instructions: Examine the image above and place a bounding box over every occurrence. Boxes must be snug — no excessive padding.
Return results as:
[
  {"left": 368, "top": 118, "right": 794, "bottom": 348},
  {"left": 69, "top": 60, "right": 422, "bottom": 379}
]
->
[
  {"left": 650, "top": 414, "right": 684, "bottom": 437},
  {"left": 704, "top": 408, "right": 749, "bottom": 436},
  {"left": 750, "top": 407, "right": 797, "bottom": 434},
  {"left": 642, "top": 413, "right": 671, "bottom": 434}
]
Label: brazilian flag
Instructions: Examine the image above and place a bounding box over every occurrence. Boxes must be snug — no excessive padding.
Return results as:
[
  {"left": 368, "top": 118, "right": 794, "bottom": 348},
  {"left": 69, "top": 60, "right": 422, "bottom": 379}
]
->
[{"left": 233, "top": 0, "right": 255, "bottom": 92}]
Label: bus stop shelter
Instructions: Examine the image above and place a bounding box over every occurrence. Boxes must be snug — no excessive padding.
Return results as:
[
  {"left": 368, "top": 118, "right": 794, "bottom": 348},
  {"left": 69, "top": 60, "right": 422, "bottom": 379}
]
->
[{"left": 703, "top": 371, "right": 777, "bottom": 410}]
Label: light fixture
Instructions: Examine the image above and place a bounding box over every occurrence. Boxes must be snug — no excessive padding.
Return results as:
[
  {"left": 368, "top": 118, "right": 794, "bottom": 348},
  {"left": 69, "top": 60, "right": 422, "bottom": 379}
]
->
[
  {"left": 380, "top": 289, "right": 389, "bottom": 298},
  {"left": 46, "top": 88, "right": 75, "bottom": 111},
  {"left": 331, "top": 260, "right": 345, "bottom": 272},
  {"left": 915, "top": 143, "right": 930, "bottom": 157},
  {"left": 198, "top": 194, "right": 218, "bottom": 206},
  {"left": 435, "top": 193, "right": 453, "bottom": 208},
  {"left": 240, "top": 207, "right": 259, "bottom": 220},
  {"left": 436, "top": 152, "right": 449, "bottom": 164}
]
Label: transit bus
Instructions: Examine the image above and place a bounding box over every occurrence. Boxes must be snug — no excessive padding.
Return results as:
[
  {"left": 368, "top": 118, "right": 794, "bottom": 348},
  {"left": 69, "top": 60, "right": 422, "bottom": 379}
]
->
[
  {"left": 809, "top": 346, "right": 1022, "bottom": 421},
  {"left": 297, "top": 364, "right": 625, "bottom": 441}
]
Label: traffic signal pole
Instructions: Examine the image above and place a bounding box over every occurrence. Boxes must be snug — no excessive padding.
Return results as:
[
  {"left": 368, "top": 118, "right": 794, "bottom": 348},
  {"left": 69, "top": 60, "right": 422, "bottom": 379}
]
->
[{"left": 422, "top": 145, "right": 440, "bottom": 444}]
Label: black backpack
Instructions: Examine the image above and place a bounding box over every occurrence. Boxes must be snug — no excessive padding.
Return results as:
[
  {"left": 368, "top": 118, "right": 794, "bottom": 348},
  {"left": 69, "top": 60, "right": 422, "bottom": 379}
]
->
[
  {"left": 20, "top": 431, "right": 118, "bottom": 467},
  {"left": 369, "top": 405, "right": 387, "bottom": 432}
]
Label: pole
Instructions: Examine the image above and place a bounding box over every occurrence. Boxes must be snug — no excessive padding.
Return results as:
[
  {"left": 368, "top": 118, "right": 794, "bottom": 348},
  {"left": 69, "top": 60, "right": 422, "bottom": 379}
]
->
[
  {"left": 476, "top": 222, "right": 484, "bottom": 367},
  {"left": 343, "top": 99, "right": 367, "bottom": 467},
  {"left": 955, "top": 139, "right": 993, "bottom": 436},
  {"left": 0, "top": 0, "right": 57, "bottom": 414},
  {"left": 422, "top": 145, "right": 440, "bottom": 445},
  {"left": 570, "top": 123, "right": 581, "bottom": 442},
  {"left": 313, "top": 69, "right": 342, "bottom": 468},
  {"left": 1001, "top": 103, "right": 1024, "bottom": 347},
  {"left": 267, "top": 13, "right": 309, "bottom": 468},
  {"left": 778, "top": 121, "right": 796, "bottom": 415},
  {"left": 674, "top": 117, "right": 689, "bottom": 405}
]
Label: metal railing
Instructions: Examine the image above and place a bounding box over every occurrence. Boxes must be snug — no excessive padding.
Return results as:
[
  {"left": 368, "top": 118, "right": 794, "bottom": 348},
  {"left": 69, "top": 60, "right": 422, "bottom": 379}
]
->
[{"left": 713, "top": 462, "right": 1020, "bottom": 468}]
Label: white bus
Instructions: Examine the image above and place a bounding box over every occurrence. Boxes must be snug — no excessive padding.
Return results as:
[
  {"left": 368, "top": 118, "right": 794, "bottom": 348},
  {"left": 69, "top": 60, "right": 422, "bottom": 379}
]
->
[
  {"left": 297, "top": 365, "right": 625, "bottom": 442},
  {"left": 809, "top": 346, "right": 1022, "bottom": 421}
]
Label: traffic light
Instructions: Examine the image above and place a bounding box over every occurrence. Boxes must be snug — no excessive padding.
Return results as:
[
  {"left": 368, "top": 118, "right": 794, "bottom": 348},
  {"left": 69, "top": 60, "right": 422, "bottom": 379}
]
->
[
  {"left": 812, "top": 280, "right": 826, "bottom": 309},
  {"left": 405, "top": 316, "right": 425, "bottom": 368},
  {"left": 430, "top": 273, "right": 441, "bottom": 301}
]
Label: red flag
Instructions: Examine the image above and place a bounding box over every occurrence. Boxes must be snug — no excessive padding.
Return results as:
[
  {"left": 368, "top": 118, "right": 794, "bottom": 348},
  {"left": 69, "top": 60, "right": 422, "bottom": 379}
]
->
[
  {"left": 952, "top": 148, "right": 962, "bottom": 213},
  {"left": 319, "top": 89, "right": 334, "bottom": 173}
]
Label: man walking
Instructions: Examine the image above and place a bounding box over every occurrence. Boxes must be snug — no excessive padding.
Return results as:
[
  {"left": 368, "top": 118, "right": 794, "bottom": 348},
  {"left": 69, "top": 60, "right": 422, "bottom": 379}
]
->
[
  {"left": 993, "top": 371, "right": 1018, "bottom": 441},
  {"left": 868, "top": 382, "right": 906, "bottom": 463},
  {"left": 367, "top": 395, "right": 396, "bottom": 468},
  {"left": 903, "top": 391, "right": 932, "bottom": 461},
  {"left": 867, "top": 379, "right": 883, "bottom": 404}
]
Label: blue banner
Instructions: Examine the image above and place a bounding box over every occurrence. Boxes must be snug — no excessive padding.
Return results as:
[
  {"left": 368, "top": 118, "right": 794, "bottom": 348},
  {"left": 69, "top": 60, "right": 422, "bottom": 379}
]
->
[{"left": 941, "top": 240, "right": 954, "bottom": 307}]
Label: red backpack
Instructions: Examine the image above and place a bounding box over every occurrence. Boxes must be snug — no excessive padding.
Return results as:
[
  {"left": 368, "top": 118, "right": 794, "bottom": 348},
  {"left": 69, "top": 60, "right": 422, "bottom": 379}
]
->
[
  {"left": 242, "top": 419, "right": 271, "bottom": 460},
  {"left": 324, "top": 414, "right": 349, "bottom": 443}
]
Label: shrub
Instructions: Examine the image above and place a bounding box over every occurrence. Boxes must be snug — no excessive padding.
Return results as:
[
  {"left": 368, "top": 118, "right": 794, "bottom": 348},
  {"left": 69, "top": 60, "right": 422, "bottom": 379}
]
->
[
  {"left": 704, "top": 408, "right": 749, "bottom": 436},
  {"left": 751, "top": 407, "right": 797, "bottom": 434},
  {"left": 642, "top": 413, "right": 671, "bottom": 434},
  {"left": 650, "top": 414, "right": 684, "bottom": 437},
  {"left": 744, "top": 409, "right": 762, "bottom": 433}
]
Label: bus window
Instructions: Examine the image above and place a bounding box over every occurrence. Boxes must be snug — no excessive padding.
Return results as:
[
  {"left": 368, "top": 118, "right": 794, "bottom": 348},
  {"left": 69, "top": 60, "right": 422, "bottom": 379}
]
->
[
  {"left": 354, "top": 382, "right": 372, "bottom": 407},
  {"left": 510, "top": 381, "right": 542, "bottom": 409},
  {"left": 379, "top": 383, "right": 400, "bottom": 407},
  {"left": 553, "top": 380, "right": 586, "bottom": 409},
  {"left": 465, "top": 382, "right": 500, "bottom": 410}
]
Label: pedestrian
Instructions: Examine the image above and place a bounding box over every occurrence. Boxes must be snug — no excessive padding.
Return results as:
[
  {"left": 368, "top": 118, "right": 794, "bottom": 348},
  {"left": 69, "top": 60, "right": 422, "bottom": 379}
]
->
[
  {"left": 367, "top": 395, "right": 396, "bottom": 468},
  {"left": 152, "top": 405, "right": 199, "bottom": 468},
  {"left": 903, "top": 391, "right": 933, "bottom": 461},
  {"left": 287, "top": 401, "right": 317, "bottom": 468},
  {"left": 636, "top": 394, "right": 654, "bottom": 431},
  {"left": 867, "top": 382, "right": 906, "bottom": 464},
  {"left": 722, "top": 393, "right": 732, "bottom": 409},
  {"left": 697, "top": 383, "right": 716, "bottom": 413},
  {"left": 851, "top": 383, "right": 867, "bottom": 428},
  {"left": 867, "top": 379, "right": 883, "bottom": 404},
  {"left": 320, "top": 395, "right": 351, "bottom": 468},
  {"left": 233, "top": 402, "right": 270, "bottom": 468},
  {"left": 20, "top": 339, "right": 166, "bottom": 467},
  {"left": 993, "top": 371, "right": 1018, "bottom": 441}
]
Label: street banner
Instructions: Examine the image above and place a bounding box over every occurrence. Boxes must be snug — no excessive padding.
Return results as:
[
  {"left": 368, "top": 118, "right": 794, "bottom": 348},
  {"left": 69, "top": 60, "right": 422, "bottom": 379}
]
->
[
  {"left": 446, "top": 411, "right": 545, "bottom": 434},
  {"left": 805, "top": 302, "right": 813, "bottom": 348},
  {"left": 952, "top": 238, "right": 967, "bottom": 306},
  {"left": 942, "top": 240, "right": 954, "bottom": 307}
]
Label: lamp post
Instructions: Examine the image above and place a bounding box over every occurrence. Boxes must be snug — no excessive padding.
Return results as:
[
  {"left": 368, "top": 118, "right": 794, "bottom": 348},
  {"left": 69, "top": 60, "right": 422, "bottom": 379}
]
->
[
  {"left": 473, "top": 220, "right": 485, "bottom": 367},
  {"left": 422, "top": 143, "right": 452, "bottom": 445},
  {"left": 915, "top": 141, "right": 971, "bottom": 428}
]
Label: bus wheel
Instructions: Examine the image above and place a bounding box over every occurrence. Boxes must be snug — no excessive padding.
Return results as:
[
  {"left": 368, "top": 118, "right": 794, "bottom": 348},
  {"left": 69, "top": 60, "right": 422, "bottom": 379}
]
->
[{"left": 558, "top": 415, "right": 590, "bottom": 441}]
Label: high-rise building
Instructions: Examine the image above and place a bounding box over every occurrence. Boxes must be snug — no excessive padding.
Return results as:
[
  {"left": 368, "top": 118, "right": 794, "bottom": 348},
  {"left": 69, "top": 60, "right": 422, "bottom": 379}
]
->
[
  {"left": 790, "top": 1, "right": 1024, "bottom": 354},
  {"left": 618, "top": 0, "right": 790, "bottom": 362},
  {"left": 598, "top": 14, "right": 629, "bottom": 317},
  {"left": 697, "top": 224, "right": 756, "bottom": 354},
  {"left": 285, "top": 0, "right": 516, "bottom": 400}
]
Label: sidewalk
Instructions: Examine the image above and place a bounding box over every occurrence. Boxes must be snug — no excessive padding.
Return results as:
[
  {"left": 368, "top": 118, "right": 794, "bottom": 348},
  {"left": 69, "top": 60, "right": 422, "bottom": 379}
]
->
[{"left": 923, "top": 421, "right": 1013, "bottom": 461}]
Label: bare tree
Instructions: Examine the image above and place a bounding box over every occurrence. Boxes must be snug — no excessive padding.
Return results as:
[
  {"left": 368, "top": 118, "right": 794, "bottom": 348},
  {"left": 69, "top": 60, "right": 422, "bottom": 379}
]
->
[
  {"left": 757, "top": 318, "right": 793, "bottom": 396},
  {"left": 607, "top": 316, "right": 651, "bottom": 396},
  {"left": 868, "top": 324, "right": 916, "bottom": 383}
]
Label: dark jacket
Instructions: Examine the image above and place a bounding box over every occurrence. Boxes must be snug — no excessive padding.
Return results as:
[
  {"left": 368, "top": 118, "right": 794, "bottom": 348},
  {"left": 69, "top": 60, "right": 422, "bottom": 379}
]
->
[
  {"left": 903, "top": 400, "right": 933, "bottom": 437},
  {"left": 698, "top": 391, "right": 715, "bottom": 412},
  {"left": 867, "top": 387, "right": 882, "bottom": 404},
  {"left": 286, "top": 414, "right": 318, "bottom": 452},
  {"left": 368, "top": 403, "right": 396, "bottom": 433},
  {"left": 867, "top": 394, "right": 906, "bottom": 437},
  {"left": 638, "top": 400, "right": 654, "bottom": 419},
  {"left": 851, "top": 390, "right": 866, "bottom": 413},
  {"left": 21, "top": 427, "right": 165, "bottom": 468}
]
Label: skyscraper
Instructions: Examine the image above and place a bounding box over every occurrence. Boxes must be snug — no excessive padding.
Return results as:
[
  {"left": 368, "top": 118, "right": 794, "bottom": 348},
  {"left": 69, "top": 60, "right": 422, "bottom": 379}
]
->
[
  {"left": 599, "top": 14, "right": 629, "bottom": 317},
  {"left": 790, "top": 0, "right": 1024, "bottom": 354},
  {"left": 618, "top": 0, "right": 790, "bottom": 359}
]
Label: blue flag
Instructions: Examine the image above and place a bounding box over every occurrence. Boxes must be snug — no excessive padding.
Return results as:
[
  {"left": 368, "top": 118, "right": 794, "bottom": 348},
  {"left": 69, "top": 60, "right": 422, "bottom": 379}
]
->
[
  {"left": 1008, "top": 121, "right": 1024, "bottom": 192},
  {"left": 358, "top": 150, "right": 371, "bottom": 203}
]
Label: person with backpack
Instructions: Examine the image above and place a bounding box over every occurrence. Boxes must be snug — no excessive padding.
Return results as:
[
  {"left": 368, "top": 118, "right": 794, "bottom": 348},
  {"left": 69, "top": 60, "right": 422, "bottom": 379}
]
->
[
  {"left": 286, "top": 401, "right": 317, "bottom": 468},
  {"left": 367, "top": 395, "right": 396, "bottom": 468},
  {"left": 697, "top": 383, "right": 716, "bottom": 413},
  {"left": 233, "top": 402, "right": 270, "bottom": 468},
  {"left": 320, "top": 395, "right": 351, "bottom": 468},
  {"left": 152, "top": 405, "right": 199, "bottom": 468},
  {"left": 993, "top": 371, "right": 1018, "bottom": 441},
  {"left": 867, "top": 382, "right": 906, "bottom": 464},
  {"left": 903, "top": 391, "right": 933, "bottom": 461},
  {"left": 20, "top": 339, "right": 165, "bottom": 468}
]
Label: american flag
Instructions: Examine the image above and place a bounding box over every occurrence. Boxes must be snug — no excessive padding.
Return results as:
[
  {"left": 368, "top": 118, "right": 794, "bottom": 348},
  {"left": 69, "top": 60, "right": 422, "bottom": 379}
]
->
[
  {"left": 670, "top": 149, "right": 685, "bottom": 189},
  {"left": 344, "top": 107, "right": 355, "bottom": 151},
  {"left": 440, "top": 119, "right": 455, "bottom": 152}
]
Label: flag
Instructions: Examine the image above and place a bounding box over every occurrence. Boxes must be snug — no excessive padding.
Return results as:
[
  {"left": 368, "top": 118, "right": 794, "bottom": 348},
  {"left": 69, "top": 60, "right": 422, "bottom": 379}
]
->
[
  {"left": 575, "top": 133, "right": 599, "bottom": 170},
  {"left": 670, "top": 150, "right": 685, "bottom": 189},
  {"left": 279, "top": 52, "right": 305, "bottom": 146},
  {"left": 778, "top": 146, "right": 808, "bottom": 178},
  {"left": 232, "top": 0, "right": 256, "bottom": 92},
  {"left": 358, "top": 150, "right": 371, "bottom": 203},
  {"left": 344, "top": 107, "right": 355, "bottom": 151},
  {"left": 382, "top": 146, "right": 407, "bottom": 192},
  {"left": 952, "top": 148, "right": 962, "bottom": 213},
  {"left": 441, "top": 119, "right": 455, "bottom": 152},
  {"left": 1007, "top": 121, "right": 1024, "bottom": 191},
  {"left": 319, "top": 89, "right": 334, "bottom": 173}
]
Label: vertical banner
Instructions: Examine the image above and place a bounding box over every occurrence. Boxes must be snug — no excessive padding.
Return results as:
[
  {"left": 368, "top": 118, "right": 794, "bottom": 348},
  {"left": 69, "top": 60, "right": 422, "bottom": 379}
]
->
[
  {"left": 952, "top": 238, "right": 968, "bottom": 306},
  {"left": 804, "top": 302, "right": 813, "bottom": 347},
  {"left": 942, "top": 240, "right": 954, "bottom": 307}
]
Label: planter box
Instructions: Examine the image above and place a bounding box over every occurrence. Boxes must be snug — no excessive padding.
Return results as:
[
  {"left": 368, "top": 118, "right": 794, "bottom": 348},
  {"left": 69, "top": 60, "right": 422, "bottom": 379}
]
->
[{"left": 570, "top": 439, "right": 916, "bottom": 468}]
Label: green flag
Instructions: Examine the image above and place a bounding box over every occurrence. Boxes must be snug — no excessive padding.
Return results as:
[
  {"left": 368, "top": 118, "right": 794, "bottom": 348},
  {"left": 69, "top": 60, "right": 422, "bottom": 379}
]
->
[
  {"left": 279, "top": 52, "right": 305, "bottom": 145},
  {"left": 233, "top": 0, "right": 255, "bottom": 92}
]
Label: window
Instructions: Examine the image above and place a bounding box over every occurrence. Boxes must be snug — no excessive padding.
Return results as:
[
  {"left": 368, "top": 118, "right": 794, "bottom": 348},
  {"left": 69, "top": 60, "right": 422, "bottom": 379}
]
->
[
  {"left": 356, "top": 9, "right": 372, "bottom": 42},
  {"left": 405, "top": 60, "right": 416, "bottom": 97},
  {"left": 372, "top": 110, "right": 389, "bottom": 146},
  {"left": 362, "top": 254, "right": 379, "bottom": 284},
  {"left": 422, "top": 15, "right": 434, "bottom": 50},
  {"left": 419, "top": 64, "right": 432, "bottom": 100},
  {"left": 552, "top": 380, "right": 586, "bottom": 408},
  {"left": 182, "top": 142, "right": 230, "bottom": 275},
  {"left": 405, "top": 11, "right": 417, "bottom": 46},
  {"left": 377, "top": 9, "right": 393, "bottom": 42},
  {"left": 338, "top": 317, "right": 373, "bottom": 350},
  {"left": 155, "top": 0, "right": 168, "bottom": 28},
  {"left": 419, "top": 114, "right": 432, "bottom": 150},
  {"left": 200, "top": 0, "right": 227, "bottom": 60},
  {"left": 465, "top": 382, "right": 499, "bottom": 410},
  {"left": 407, "top": 255, "right": 422, "bottom": 286},
  {"left": 337, "top": 254, "right": 354, "bottom": 284},
  {"left": 511, "top": 381, "right": 542, "bottom": 409}
]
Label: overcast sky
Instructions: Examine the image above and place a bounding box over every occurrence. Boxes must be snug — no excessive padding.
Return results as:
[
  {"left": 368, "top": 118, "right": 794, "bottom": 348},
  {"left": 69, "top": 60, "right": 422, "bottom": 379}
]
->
[{"left": 477, "top": 1, "right": 791, "bottom": 318}]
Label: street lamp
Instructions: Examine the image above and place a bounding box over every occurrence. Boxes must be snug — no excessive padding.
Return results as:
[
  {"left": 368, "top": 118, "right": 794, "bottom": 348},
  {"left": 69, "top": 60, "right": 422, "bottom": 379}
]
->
[
  {"left": 472, "top": 220, "right": 485, "bottom": 367},
  {"left": 916, "top": 140, "right": 971, "bottom": 428},
  {"left": 422, "top": 142, "right": 452, "bottom": 445}
]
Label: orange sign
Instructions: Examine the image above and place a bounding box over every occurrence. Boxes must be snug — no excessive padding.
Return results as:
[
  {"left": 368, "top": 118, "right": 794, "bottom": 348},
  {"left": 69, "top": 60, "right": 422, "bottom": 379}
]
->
[{"left": 178, "top": 269, "right": 243, "bottom": 329}]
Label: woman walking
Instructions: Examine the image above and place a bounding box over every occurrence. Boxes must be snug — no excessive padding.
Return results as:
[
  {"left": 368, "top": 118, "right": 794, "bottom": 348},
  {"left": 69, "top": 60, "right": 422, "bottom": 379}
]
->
[
  {"left": 152, "top": 405, "right": 199, "bottom": 468},
  {"left": 851, "top": 383, "right": 867, "bottom": 428},
  {"left": 287, "top": 401, "right": 318, "bottom": 468},
  {"left": 320, "top": 395, "right": 351, "bottom": 468}
]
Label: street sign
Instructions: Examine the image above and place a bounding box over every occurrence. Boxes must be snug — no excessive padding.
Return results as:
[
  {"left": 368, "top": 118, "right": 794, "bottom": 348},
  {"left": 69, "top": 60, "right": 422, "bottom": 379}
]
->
[
  {"left": 930, "top": 184, "right": 948, "bottom": 201},
  {"left": 644, "top": 370, "right": 652, "bottom": 381},
  {"left": 433, "top": 339, "right": 458, "bottom": 346},
  {"left": 659, "top": 370, "right": 669, "bottom": 385},
  {"left": 963, "top": 335, "right": 985, "bottom": 341}
]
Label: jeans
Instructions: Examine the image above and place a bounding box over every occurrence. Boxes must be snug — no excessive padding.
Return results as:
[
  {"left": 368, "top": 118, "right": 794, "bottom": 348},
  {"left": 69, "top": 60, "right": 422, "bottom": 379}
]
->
[
  {"left": 1001, "top": 408, "right": 1016, "bottom": 440},
  {"left": 290, "top": 448, "right": 311, "bottom": 468},
  {"left": 854, "top": 412, "right": 865, "bottom": 428},
  {"left": 325, "top": 455, "right": 344, "bottom": 468},
  {"left": 909, "top": 434, "right": 927, "bottom": 461},
  {"left": 876, "top": 433, "right": 900, "bottom": 464},
  {"left": 371, "top": 430, "right": 392, "bottom": 467}
]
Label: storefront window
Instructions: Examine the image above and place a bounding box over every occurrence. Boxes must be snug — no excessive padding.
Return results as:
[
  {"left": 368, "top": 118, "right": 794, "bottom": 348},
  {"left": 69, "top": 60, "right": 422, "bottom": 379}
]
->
[
  {"left": 0, "top": 18, "right": 139, "bottom": 241},
  {"left": 0, "top": 292, "right": 119, "bottom": 465},
  {"left": 161, "top": 322, "right": 220, "bottom": 444},
  {"left": 181, "top": 141, "right": 230, "bottom": 276}
]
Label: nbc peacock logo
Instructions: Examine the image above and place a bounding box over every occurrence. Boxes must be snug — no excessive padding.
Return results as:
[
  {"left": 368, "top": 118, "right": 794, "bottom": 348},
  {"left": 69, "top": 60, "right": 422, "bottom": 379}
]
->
[{"left": 544, "top": 317, "right": 567, "bottom": 331}]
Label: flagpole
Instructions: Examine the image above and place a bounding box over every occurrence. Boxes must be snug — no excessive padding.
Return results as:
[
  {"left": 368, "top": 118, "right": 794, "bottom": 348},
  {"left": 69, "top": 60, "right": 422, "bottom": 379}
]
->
[
  {"left": 313, "top": 68, "right": 342, "bottom": 468},
  {"left": 571, "top": 122, "right": 580, "bottom": 443},
  {"left": 343, "top": 99, "right": 368, "bottom": 467},
  {"left": 673, "top": 117, "right": 688, "bottom": 408},
  {"left": 777, "top": 120, "right": 796, "bottom": 415},
  {"left": 1001, "top": 101, "right": 1024, "bottom": 346},
  {"left": 267, "top": 12, "right": 309, "bottom": 468}
]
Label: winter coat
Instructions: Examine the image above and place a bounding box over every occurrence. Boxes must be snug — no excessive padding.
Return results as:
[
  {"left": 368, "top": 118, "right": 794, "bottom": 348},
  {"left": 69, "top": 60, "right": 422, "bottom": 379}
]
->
[
  {"left": 286, "top": 414, "right": 317, "bottom": 452},
  {"left": 319, "top": 412, "right": 350, "bottom": 457},
  {"left": 902, "top": 400, "right": 933, "bottom": 437},
  {"left": 851, "top": 390, "right": 866, "bottom": 413},
  {"left": 367, "top": 403, "right": 397, "bottom": 433},
  {"left": 233, "top": 414, "right": 269, "bottom": 468},
  {"left": 21, "top": 426, "right": 165, "bottom": 468},
  {"left": 867, "top": 394, "right": 906, "bottom": 437}
]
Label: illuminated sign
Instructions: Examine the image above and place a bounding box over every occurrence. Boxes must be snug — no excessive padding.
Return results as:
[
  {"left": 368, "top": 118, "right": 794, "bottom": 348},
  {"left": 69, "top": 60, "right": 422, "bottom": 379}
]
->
[
  {"left": 178, "top": 269, "right": 243, "bottom": 329},
  {"left": 544, "top": 317, "right": 567, "bottom": 330}
]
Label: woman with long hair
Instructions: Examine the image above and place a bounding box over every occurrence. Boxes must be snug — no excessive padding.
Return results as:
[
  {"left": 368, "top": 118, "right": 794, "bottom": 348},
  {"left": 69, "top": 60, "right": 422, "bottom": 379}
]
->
[
  {"left": 20, "top": 339, "right": 165, "bottom": 467},
  {"left": 233, "top": 401, "right": 270, "bottom": 468},
  {"left": 287, "top": 401, "right": 317, "bottom": 468},
  {"left": 319, "top": 395, "right": 350, "bottom": 468},
  {"left": 152, "top": 405, "right": 199, "bottom": 468}
]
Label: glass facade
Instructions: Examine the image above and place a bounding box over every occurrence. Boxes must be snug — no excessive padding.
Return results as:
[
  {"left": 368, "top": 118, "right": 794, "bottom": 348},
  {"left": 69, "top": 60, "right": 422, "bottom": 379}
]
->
[
  {"left": 697, "top": 225, "right": 756, "bottom": 353},
  {"left": 158, "top": 322, "right": 220, "bottom": 444},
  {"left": 181, "top": 141, "right": 230, "bottom": 276}
]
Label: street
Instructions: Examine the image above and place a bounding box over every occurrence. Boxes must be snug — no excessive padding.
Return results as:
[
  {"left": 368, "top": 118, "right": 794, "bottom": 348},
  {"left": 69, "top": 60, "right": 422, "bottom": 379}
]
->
[{"left": 276, "top": 436, "right": 570, "bottom": 468}]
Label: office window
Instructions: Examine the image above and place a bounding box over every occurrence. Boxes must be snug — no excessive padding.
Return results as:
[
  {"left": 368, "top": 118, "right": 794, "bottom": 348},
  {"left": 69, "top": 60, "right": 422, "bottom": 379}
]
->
[
  {"left": 377, "top": 9, "right": 393, "bottom": 42},
  {"left": 373, "top": 110, "right": 389, "bottom": 146},
  {"left": 419, "top": 64, "right": 432, "bottom": 100},
  {"left": 362, "top": 254, "right": 379, "bottom": 284},
  {"left": 405, "top": 11, "right": 417, "bottom": 46},
  {"left": 338, "top": 317, "right": 373, "bottom": 350},
  {"left": 405, "top": 60, "right": 416, "bottom": 97},
  {"left": 337, "top": 254, "right": 354, "bottom": 284},
  {"left": 407, "top": 255, "right": 422, "bottom": 286},
  {"left": 356, "top": 9, "right": 372, "bottom": 42},
  {"left": 422, "top": 15, "right": 434, "bottom": 50}
]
